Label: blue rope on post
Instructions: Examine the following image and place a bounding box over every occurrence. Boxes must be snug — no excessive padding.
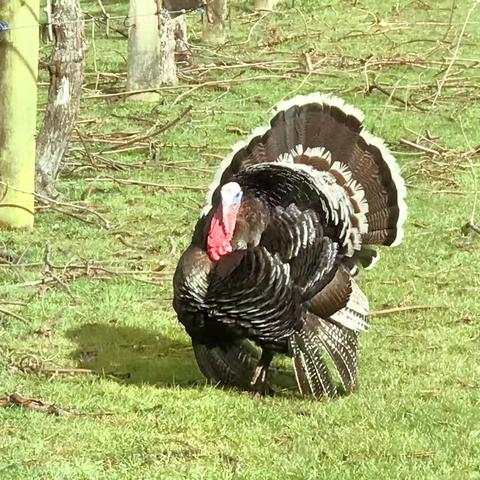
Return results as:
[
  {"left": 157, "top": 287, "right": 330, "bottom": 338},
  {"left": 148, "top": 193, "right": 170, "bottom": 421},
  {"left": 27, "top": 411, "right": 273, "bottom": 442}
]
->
[{"left": 0, "top": 21, "right": 9, "bottom": 32}]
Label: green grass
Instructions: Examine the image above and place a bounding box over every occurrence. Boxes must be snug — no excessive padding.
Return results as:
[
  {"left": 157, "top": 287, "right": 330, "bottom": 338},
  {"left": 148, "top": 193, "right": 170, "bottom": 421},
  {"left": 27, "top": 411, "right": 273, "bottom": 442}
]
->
[{"left": 1, "top": 0, "right": 480, "bottom": 478}]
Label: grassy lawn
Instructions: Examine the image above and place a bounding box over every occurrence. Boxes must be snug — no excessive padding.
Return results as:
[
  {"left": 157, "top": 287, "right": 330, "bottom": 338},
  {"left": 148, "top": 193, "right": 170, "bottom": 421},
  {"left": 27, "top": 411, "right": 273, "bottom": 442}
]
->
[{"left": 1, "top": 0, "right": 480, "bottom": 478}]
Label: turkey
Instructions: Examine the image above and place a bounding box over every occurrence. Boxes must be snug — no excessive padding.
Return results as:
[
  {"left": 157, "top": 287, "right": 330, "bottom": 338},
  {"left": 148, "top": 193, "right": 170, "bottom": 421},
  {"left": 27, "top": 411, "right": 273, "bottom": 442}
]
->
[{"left": 173, "top": 93, "right": 407, "bottom": 398}]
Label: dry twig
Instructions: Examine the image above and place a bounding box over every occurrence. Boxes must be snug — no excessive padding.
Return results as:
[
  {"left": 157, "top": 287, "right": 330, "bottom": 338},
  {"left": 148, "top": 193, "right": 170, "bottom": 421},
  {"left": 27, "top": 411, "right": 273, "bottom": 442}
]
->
[
  {"left": 370, "top": 305, "right": 441, "bottom": 317},
  {"left": 0, "top": 307, "right": 29, "bottom": 325},
  {"left": 432, "top": 1, "right": 479, "bottom": 106}
]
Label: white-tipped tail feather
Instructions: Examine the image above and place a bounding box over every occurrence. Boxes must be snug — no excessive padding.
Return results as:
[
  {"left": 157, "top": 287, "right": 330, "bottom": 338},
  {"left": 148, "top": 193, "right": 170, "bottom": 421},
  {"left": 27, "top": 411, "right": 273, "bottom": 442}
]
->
[
  {"left": 358, "top": 129, "right": 407, "bottom": 247},
  {"left": 273, "top": 92, "right": 365, "bottom": 124}
]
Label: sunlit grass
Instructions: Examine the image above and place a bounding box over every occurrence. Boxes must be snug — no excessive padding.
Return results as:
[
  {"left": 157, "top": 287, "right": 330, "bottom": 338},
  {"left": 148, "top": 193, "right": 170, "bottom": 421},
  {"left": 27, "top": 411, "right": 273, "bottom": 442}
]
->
[{"left": 1, "top": 0, "right": 480, "bottom": 478}]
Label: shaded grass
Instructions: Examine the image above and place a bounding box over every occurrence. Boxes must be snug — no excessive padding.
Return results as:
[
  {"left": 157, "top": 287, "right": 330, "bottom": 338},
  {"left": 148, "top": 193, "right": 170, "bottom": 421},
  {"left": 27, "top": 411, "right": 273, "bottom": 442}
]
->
[{"left": 1, "top": 0, "right": 480, "bottom": 478}]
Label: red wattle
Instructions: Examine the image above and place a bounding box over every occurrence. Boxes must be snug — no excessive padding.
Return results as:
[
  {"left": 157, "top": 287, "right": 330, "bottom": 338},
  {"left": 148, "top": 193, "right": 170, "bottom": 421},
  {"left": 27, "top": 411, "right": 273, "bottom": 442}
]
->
[{"left": 207, "top": 205, "right": 237, "bottom": 261}]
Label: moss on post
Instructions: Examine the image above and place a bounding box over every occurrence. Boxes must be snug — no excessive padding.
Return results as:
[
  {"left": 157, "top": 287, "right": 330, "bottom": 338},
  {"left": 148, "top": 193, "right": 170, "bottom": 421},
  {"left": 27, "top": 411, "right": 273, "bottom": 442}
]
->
[{"left": 0, "top": 0, "right": 40, "bottom": 229}]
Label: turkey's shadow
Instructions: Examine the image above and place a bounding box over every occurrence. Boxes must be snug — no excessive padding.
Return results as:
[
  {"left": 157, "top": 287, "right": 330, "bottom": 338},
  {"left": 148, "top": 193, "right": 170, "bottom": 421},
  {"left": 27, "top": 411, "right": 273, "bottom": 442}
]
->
[
  {"left": 66, "top": 323, "right": 203, "bottom": 387},
  {"left": 66, "top": 322, "right": 299, "bottom": 393}
]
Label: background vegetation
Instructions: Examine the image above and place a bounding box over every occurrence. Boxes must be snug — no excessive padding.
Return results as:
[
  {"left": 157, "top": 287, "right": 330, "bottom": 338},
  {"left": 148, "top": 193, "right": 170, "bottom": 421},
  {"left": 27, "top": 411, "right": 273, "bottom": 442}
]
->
[{"left": 1, "top": 0, "right": 479, "bottom": 478}]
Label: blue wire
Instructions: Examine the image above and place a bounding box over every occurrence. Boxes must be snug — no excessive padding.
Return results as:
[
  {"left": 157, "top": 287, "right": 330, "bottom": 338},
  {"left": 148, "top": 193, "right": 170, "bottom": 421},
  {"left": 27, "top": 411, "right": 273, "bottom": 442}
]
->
[{"left": 0, "top": 21, "right": 9, "bottom": 32}]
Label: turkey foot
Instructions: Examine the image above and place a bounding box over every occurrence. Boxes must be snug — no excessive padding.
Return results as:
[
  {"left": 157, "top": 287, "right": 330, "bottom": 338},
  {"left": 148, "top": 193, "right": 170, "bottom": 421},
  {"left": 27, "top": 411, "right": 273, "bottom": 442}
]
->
[{"left": 250, "top": 349, "right": 274, "bottom": 397}]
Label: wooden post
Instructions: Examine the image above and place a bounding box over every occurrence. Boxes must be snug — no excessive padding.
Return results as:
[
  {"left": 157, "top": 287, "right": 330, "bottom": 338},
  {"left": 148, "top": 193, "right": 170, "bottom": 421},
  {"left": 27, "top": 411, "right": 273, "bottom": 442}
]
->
[
  {"left": 158, "top": 12, "right": 178, "bottom": 85},
  {"left": 202, "top": 0, "right": 227, "bottom": 44},
  {"left": 0, "top": 0, "right": 40, "bottom": 229},
  {"left": 174, "top": 15, "right": 190, "bottom": 65},
  {"left": 35, "top": 0, "right": 86, "bottom": 200},
  {"left": 164, "top": 1, "right": 201, "bottom": 64},
  {"left": 254, "top": 0, "right": 278, "bottom": 11},
  {"left": 127, "top": 0, "right": 177, "bottom": 101}
]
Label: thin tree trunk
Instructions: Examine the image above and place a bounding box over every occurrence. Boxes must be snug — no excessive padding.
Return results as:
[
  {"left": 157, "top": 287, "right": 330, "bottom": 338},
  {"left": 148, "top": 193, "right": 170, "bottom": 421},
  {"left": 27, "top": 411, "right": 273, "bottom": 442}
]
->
[
  {"left": 0, "top": 0, "right": 40, "bottom": 228},
  {"left": 35, "top": 0, "right": 86, "bottom": 200},
  {"left": 203, "top": 0, "right": 227, "bottom": 44}
]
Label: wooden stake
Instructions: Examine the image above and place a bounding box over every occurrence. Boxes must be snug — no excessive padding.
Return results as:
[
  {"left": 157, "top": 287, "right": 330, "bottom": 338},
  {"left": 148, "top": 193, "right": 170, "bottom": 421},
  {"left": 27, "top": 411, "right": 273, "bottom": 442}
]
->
[
  {"left": 254, "top": 0, "right": 278, "bottom": 12},
  {"left": 0, "top": 0, "right": 40, "bottom": 228},
  {"left": 203, "top": 0, "right": 227, "bottom": 44},
  {"left": 127, "top": 0, "right": 177, "bottom": 101}
]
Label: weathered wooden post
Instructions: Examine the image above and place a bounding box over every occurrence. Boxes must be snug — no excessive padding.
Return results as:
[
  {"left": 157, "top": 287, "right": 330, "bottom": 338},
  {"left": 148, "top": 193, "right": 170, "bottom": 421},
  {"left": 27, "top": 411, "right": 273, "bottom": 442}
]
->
[
  {"left": 158, "top": 10, "right": 178, "bottom": 85},
  {"left": 35, "top": 0, "right": 86, "bottom": 200},
  {"left": 165, "top": 1, "right": 203, "bottom": 64},
  {"left": 254, "top": 0, "right": 278, "bottom": 11},
  {"left": 0, "top": 0, "right": 40, "bottom": 229},
  {"left": 127, "top": 0, "right": 177, "bottom": 101},
  {"left": 174, "top": 15, "right": 190, "bottom": 64},
  {"left": 202, "top": 0, "right": 227, "bottom": 44}
]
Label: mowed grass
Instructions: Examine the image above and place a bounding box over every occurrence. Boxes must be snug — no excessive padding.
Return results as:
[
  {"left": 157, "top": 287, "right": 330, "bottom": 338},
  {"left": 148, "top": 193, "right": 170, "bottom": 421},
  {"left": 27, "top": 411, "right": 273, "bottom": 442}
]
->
[{"left": 1, "top": 0, "right": 480, "bottom": 478}]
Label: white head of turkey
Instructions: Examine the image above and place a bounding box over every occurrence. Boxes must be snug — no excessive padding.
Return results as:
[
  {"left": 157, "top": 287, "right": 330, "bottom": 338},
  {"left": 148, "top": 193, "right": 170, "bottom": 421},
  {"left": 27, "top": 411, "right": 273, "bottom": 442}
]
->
[{"left": 173, "top": 93, "right": 407, "bottom": 398}]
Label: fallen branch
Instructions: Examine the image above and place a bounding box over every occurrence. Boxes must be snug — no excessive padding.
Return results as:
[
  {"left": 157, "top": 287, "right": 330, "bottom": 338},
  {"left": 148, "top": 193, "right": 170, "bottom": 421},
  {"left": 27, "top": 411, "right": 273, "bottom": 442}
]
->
[
  {"left": 86, "top": 176, "right": 207, "bottom": 191},
  {"left": 2, "top": 258, "right": 173, "bottom": 296},
  {"left": 0, "top": 307, "right": 29, "bottom": 325},
  {"left": 463, "top": 221, "right": 480, "bottom": 235},
  {"left": 0, "top": 393, "right": 74, "bottom": 417},
  {"left": 367, "top": 83, "right": 427, "bottom": 111},
  {"left": 99, "top": 105, "right": 192, "bottom": 153},
  {"left": 399, "top": 138, "right": 440, "bottom": 156},
  {"left": 35, "top": 191, "right": 111, "bottom": 229},
  {"left": 172, "top": 76, "right": 283, "bottom": 105},
  {"left": 370, "top": 305, "right": 441, "bottom": 317},
  {"left": 43, "top": 367, "right": 95, "bottom": 376}
]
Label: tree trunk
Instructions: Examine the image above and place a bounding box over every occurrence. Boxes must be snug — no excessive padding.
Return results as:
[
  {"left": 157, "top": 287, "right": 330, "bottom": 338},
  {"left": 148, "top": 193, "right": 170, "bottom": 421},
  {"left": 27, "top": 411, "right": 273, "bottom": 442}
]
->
[
  {"left": 0, "top": 0, "right": 40, "bottom": 229},
  {"left": 35, "top": 0, "right": 86, "bottom": 200},
  {"left": 127, "top": 0, "right": 177, "bottom": 101},
  {"left": 254, "top": 0, "right": 278, "bottom": 11},
  {"left": 203, "top": 0, "right": 227, "bottom": 44}
]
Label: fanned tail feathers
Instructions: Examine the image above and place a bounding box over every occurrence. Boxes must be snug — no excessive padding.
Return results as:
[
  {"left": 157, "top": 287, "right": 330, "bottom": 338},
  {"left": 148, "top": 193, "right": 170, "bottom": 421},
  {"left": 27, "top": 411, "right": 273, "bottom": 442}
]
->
[
  {"left": 313, "top": 316, "right": 359, "bottom": 393},
  {"left": 290, "top": 278, "right": 368, "bottom": 397},
  {"left": 202, "top": 92, "right": 407, "bottom": 272},
  {"left": 290, "top": 329, "right": 338, "bottom": 398}
]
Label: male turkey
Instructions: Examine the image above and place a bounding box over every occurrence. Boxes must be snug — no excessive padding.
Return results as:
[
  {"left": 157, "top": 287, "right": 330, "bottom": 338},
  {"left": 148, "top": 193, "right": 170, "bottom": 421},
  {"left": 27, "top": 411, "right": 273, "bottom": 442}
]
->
[{"left": 173, "top": 93, "right": 407, "bottom": 398}]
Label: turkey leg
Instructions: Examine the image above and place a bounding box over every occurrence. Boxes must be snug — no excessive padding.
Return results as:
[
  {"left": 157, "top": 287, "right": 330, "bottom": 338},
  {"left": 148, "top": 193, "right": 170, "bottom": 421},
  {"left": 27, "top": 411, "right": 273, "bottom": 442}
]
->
[{"left": 250, "top": 349, "right": 274, "bottom": 396}]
